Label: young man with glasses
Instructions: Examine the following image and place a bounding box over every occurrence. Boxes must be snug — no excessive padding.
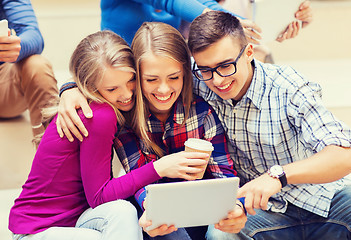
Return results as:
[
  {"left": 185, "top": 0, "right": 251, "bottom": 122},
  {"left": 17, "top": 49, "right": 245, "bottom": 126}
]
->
[{"left": 188, "top": 11, "right": 351, "bottom": 239}]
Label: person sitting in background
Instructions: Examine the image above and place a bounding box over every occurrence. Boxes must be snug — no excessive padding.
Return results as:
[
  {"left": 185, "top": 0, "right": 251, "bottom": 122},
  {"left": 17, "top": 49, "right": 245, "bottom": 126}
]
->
[
  {"left": 0, "top": 0, "right": 58, "bottom": 145},
  {"left": 100, "top": 0, "right": 242, "bottom": 45}
]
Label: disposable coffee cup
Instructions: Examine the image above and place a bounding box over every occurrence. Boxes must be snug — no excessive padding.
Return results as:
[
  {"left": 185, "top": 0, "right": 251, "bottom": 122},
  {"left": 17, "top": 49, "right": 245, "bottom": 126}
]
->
[{"left": 184, "top": 138, "right": 214, "bottom": 179}]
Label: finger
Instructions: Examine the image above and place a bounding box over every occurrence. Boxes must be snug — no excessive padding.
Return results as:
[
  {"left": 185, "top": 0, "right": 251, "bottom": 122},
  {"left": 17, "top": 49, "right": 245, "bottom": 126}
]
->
[
  {"left": 253, "top": 192, "right": 262, "bottom": 209},
  {"left": 296, "top": 10, "right": 311, "bottom": 21},
  {"left": 260, "top": 194, "right": 269, "bottom": 211},
  {"left": 0, "top": 56, "right": 18, "bottom": 62},
  {"left": 244, "top": 192, "right": 256, "bottom": 215},
  {"left": 179, "top": 172, "right": 198, "bottom": 181},
  {"left": 139, "top": 218, "right": 152, "bottom": 229},
  {"left": 62, "top": 114, "right": 83, "bottom": 142},
  {"left": 243, "top": 29, "right": 261, "bottom": 44},
  {"left": 182, "top": 152, "right": 209, "bottom": 159},
  {"left": 276, "top": 30, "right": 288, "bottom": 42},
  {"left": 159, "top": 226, "right": 177, "bottom": 236},
  {"left": 217, "top": 222, "right": 244, "bottom": 233},
  {"left": 299, "top": 0, "right": 310, "bottom": 10},
  {"left": 296, "top": 3, "right": 313, "bottom": 24},
  {"left": 81, "top": 100, "right": 93, "bottom": 119},
  {"left": 184, "top": 166, "right": 203, "bottom": 173},
  {"left": 228, "top": 207, "right": 245, "bottom": 219},
  {"left": 291, "top": 22, "right": 300, "bottom": 38},
  {"left": 285, "top": 23, "right": 294, "bottom": 39},
  {"left": 186, "top": 158, "right": 208, "bottom": 166},
  {"left": 147, "top": 225, "right": 175, "bottom": 237},
  {"left": 57, "top": 112, "right": 74, "bottom": 142},
  {"left": 241, "top": 20, "right": 262, "bottom": 33},
  {"left": 288, "top": 22, "right": 299, "bottom": 39},
  {"left": 217, "top": 218, "right": 245, "bottom": 233},
  {"left": 217, "top": 224, "right": 243, "bottom": 234},
  {"left": 56, "top": 115, "right": 64, "bottom": 138},
  {"left": 61, "top": 122, "right": 75, "bottom": 142},
  {"left": 68, "top": 110, "right": 88, "bottom": 138}
]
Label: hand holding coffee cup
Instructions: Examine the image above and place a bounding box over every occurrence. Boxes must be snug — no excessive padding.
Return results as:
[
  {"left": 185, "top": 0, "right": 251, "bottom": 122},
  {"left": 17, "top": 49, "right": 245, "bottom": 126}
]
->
[{"left": 184, "top": 138, "right": 214, "bottom": 179}]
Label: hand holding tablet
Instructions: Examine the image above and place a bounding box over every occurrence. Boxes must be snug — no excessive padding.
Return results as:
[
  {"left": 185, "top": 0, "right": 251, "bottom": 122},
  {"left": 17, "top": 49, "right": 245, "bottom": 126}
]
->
[{"left": 145, "top": 177, "right": 240, "bottom": 230}]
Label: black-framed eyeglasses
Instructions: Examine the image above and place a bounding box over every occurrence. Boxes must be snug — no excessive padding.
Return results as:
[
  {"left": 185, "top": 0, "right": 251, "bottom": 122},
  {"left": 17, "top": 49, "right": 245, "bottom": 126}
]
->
[{"left": 192, "top": 45, "right": 247, "bottom": 81}]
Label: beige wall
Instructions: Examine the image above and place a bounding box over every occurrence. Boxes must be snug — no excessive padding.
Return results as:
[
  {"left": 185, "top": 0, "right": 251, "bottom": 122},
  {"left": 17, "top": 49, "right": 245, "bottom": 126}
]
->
[{"left": 31, "top": 0, "right": 100, "bottom": 72}]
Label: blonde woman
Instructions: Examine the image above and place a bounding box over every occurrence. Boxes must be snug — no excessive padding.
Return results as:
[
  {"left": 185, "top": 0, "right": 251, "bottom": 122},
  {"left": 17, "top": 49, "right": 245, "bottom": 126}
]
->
[
  {"left": 8, "top": 31, "right": 147, "bottom": 240},
  {"left": 116, "top": 21, "right": 245, "bottom": 239}
]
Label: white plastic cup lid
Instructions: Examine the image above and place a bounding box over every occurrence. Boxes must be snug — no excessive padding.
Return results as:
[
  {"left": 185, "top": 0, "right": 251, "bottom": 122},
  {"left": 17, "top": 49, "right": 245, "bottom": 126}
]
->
[{"left": 184, "top": 138, "right": 214, "bottom": 152}]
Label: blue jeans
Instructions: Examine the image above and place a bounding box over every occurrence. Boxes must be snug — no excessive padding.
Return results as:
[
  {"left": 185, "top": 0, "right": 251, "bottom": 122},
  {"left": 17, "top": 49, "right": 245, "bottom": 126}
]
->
[
  {"left": 142, "top": 225, "right": 208, "bottom": 239},
  {"left": 206, "top": 185, "right": 351, "bottom": 240},
  {"left": 13, "top": 200, "right": 142, "bottom": 240}
]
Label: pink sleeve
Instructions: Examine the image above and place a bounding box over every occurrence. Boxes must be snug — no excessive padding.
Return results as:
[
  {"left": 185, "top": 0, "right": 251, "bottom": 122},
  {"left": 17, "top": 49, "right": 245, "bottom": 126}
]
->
[{"left": 79, "top": 103, "right": 160, "bottom": 208}]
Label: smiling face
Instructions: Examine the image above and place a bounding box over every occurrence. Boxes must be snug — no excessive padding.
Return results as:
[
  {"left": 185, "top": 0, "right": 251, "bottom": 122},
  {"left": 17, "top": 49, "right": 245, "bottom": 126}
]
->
[
  {"left": 140, "top": 53, "right": 183, "bottom": 122},
  {"left": 97, "top": 66, "right": 136, "bottom": 112},
  {"left": 192, "top": 36, "right": 254, "bottom": 101}
]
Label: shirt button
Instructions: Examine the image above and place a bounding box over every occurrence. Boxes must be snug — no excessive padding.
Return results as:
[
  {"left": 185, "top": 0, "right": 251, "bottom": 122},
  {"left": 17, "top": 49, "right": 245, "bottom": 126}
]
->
[{"left": 232, "top": 109, "right": 237, "bottom": 114}]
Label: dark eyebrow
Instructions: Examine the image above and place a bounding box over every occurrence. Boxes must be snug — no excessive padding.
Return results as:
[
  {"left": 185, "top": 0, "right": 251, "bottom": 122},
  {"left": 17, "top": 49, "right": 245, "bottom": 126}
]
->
[{"left": 196, "top": 58, "right": 234, "bottom": 69}]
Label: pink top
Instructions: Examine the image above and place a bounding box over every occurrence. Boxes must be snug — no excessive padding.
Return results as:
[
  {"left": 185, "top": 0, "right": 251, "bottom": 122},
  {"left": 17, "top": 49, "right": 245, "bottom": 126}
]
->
[{"left": 9, "top": 102, "right": 160, "bottom": 234}]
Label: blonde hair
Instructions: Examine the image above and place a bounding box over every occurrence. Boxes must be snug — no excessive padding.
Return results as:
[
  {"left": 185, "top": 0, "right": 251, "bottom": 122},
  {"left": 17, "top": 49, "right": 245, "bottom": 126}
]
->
[
  {"left": 69, "top": 30, "right": 135, "bottom": 125},
  {"left": 35, "top": 31, "right": 135, "bottom": 145},
  {"left": 131, "top": 22, "right": 194, "bottom": 156}
]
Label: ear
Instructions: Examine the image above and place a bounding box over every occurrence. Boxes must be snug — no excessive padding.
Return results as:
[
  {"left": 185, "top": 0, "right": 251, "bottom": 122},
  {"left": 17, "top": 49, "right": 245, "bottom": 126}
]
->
[{"left": 245, "top": 44, "right": 254, "bottom": 63}]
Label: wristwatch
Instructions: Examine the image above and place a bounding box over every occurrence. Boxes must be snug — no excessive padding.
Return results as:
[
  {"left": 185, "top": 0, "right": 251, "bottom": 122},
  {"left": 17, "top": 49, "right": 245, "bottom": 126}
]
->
[{"left": 267, "top": 165, "right": 287, "bottom": 188}]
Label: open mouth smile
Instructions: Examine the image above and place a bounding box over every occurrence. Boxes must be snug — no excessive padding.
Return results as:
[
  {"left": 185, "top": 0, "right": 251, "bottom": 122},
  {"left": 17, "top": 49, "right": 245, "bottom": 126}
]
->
[
  {"left": 153, "top": 93, "right": 173, "bottom": 102},
  {"left": 119, "top": 98, "right": 133, "bottom": 104}
]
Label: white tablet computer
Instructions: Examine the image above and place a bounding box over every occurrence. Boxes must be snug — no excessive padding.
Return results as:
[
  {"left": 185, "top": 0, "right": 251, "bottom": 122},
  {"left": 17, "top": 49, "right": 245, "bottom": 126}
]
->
[
  {"left": 145, "top": 177, "right": 240, "bottom": 230},
  {"left": 254, "top": 0, "right": 302, "bottom": 42}
]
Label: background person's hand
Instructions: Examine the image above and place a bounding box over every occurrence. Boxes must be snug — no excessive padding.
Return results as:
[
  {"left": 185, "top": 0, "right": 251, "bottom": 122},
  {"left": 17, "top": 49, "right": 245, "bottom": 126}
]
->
[
  {"left": 239, "top": 19, "right": 262, "bottom": 44},
  {"left": 237, "top": 173, "right": 282, "bottom": 216},
  {"left": 0, "top": 30, "right": 21, "bottom": 62},
  {"left": 295, "top": 0, "right": 313, "bottom": 28},
  {"left": 153, "top": 151, "right": 209, "bottom": 180},
  {"left": 276, "top": 21, "right": 300, "bottom": 42},
  {"left": 139, "top": 210, "right": 177, "bottom": 237},
  {"left": 56, "top": 87, "right": 92, "bottom": 142}
]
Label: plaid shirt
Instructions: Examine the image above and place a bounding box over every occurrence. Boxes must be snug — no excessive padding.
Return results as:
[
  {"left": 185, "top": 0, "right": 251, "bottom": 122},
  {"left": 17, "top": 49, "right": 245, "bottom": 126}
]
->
[
  {"left": 193, "top": 59, "right": 351, "bottom": 218},
  {"left": 114, "top": 95, "right": 235, "bottom": 207}
]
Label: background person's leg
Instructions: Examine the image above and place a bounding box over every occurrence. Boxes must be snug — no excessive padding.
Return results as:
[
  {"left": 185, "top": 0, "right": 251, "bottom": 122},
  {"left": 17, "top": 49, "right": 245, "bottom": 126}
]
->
[
  {"left": 0, "top": 63, "right": 27, "bottom": 119},
  {"left": 17, "top": 54, "right": 58, "bottom": 138}
]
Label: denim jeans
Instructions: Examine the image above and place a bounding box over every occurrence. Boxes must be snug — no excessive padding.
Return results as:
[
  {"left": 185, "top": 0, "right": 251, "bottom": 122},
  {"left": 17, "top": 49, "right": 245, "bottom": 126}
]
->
[
  {"left": 206, "top": 185, "right": 351, "bottom": 240},
  {"left": 13, "top": 200, "right": 142, "bottom": 240},
  {"left": 143, "top": 226, "right": 208, "bottom": 240}
]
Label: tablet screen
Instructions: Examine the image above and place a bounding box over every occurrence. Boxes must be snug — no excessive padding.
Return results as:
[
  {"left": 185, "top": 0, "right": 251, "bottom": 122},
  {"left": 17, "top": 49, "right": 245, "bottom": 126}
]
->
[{"left": 145, "top": 177, "right": 240, "bottom": 229}]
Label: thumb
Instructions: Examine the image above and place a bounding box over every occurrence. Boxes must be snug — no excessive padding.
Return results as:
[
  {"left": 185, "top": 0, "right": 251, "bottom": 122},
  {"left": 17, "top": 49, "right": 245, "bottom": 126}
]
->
[
  {"left": 229, "top": 206, "right": 245, "bottom": 218},
  {"left": 237, "top": 187, "right": 245, "bottom": 199}
]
